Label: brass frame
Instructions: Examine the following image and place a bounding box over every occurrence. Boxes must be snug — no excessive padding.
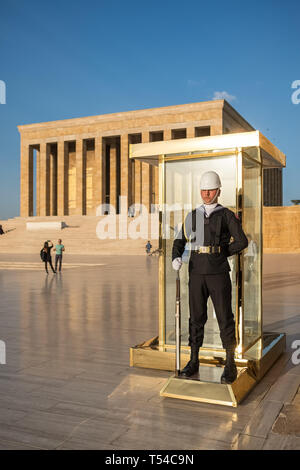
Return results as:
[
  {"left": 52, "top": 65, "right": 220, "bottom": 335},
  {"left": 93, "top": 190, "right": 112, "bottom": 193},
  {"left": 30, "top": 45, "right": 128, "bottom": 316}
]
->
[
  {"left": 258, "top": 152, "right": 264, "bottom": 344},
  {"left": 236, "top": 149, "right": 243, "bottom": 356},
  {"left": 158, "top": 155, "right": 165, "bottom": 351}
]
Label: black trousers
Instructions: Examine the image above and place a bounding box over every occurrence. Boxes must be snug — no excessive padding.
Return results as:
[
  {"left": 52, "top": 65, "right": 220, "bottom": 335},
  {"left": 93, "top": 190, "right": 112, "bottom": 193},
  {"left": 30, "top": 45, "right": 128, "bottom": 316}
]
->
[
  {"left": 44, "top": 257, "right": 55, "bottom": 273},
  {"left": 55, "top": 254, "right": 63, "bottom": 272},
  {"left": 188, "top": 272, "right": 236, "bottom": 350}
]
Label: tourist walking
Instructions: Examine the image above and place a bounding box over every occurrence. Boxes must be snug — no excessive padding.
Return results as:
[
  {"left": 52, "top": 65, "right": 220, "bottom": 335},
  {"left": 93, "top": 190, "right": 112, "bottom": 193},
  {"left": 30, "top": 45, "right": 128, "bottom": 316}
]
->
[
  {"left": 41, "top": 240, "right": 56, "bottom": 274},
  {"left": 54, "top": 239, "right": 65, "bottom": 272},
  {"left": 145, "top": 240, "right": 152, "bottom": 254},
  {"left": 0, "top": 225, "right": 4, "bottom": 235}
]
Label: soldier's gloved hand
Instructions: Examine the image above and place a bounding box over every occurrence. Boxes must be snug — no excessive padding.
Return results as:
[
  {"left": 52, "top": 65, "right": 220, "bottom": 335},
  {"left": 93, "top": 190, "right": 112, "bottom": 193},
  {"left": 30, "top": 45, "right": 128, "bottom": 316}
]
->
[{"left": 172, "top": 257, "right": 182, "bottom": 271}]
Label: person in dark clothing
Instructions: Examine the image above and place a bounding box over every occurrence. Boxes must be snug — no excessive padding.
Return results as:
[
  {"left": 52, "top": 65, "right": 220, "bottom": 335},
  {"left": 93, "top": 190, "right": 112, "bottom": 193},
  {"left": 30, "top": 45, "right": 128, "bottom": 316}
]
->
[
  {"left": 145, "top": 240, "right": 152, "bottom": 254},
  {"left": 42, "top": 240, "right": 56, "bottom": 274},
  {"left": 0, "top": 225, "right": 4, "bottom": 235},
  {"left": 172, "top": 171, "right": 248, "bottom": 384}
]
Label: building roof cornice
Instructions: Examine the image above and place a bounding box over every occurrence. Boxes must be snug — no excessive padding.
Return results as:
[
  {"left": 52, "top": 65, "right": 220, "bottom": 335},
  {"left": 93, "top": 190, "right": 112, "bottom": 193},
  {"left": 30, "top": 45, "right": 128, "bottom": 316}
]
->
[{"left": 18, "top": 100, "right": 228, "bottom": 133}]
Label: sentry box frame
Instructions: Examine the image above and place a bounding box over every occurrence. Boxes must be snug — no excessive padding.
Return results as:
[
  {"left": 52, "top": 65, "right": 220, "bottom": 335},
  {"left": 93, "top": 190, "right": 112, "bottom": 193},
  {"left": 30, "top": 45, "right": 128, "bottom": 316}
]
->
[{"left": 129, "top": 131, "right": 286, "bottom": 407}]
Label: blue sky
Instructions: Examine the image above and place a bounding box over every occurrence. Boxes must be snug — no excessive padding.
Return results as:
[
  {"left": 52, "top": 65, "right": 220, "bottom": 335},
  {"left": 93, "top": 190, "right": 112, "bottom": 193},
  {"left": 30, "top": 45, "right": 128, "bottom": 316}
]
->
[{"left": 0, "top": 0, "right": 299, "bottom": 219}]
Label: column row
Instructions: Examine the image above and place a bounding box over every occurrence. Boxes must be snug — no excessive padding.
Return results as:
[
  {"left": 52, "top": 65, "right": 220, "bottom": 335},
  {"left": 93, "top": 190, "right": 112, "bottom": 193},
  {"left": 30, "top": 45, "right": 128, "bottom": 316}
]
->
[
  {"left": 20, "top": 134, "right": 156, "bottom": 217},
  {"left": 20, "top": 126, "right": 208, "bottom": 217}
]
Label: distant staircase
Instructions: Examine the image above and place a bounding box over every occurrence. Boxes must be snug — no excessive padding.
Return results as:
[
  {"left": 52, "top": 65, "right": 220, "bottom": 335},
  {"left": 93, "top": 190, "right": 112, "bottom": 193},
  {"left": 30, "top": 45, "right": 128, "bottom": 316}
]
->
[{"left": 0, "top": 215, "right": 159, "bottom": 255}]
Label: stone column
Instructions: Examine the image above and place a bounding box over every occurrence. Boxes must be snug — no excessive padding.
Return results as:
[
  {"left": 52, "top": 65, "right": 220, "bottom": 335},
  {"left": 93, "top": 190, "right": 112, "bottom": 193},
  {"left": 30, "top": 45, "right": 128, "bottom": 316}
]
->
[
  {"left": 141, "top": 131, "right": 151, "bottom": 212},
  {"left": 57, "top": 141, "right": 67, "bottom": 216},
  {"left": 36, "top": 147, "right": 40, "bottom": 216},
  {"left": 120, "top": 134, "right": 130, "bottom": 213},
  {"left": 134, "top": 156, "right": 142, "bottom": 208},
  {"left": 20, "top": 142, "right": 34, "bottom": 217},
  {"left": 110, "top": 141, "right": 117, "bottom": 211},
  {"left": 186, "top": 127, "right": 195, "bottom": 138},
  {"left": 164, "top": 129, "right": 172, "bottom": 141},
  {"left": 39, "top": 143, "right": 50, "bottom": 216},
  {"left": 210, "top": 122, "right": 223, "bottom": 135},
  {"left": 49, "top": 145, "right": 57, "bottom": 216},
  {"left": 76, "top": 139, "right": 86, "bottom": 215},
  {"left": 93, "top": 136, "right": 105, "bottom": 214}
]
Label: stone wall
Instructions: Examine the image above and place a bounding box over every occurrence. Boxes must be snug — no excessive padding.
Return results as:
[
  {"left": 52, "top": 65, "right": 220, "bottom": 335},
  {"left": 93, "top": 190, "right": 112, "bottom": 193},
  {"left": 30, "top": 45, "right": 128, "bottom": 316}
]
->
[{"left": 263, "top": 206, "right": 300, "bottom": 253}]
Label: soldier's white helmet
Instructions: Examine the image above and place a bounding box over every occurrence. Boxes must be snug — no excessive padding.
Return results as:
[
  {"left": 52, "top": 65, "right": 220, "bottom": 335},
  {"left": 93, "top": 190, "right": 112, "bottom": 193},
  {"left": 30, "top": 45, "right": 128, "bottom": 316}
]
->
[{"left": 200, "top": 171, "right": 222, "bottom": 190}]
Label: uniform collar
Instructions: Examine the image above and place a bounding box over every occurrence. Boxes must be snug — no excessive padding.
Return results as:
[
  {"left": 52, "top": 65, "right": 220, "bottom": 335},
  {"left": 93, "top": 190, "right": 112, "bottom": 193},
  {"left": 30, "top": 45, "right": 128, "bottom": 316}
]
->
[{"left": 197, "top": 203, "right": 224, "bottom": 217}]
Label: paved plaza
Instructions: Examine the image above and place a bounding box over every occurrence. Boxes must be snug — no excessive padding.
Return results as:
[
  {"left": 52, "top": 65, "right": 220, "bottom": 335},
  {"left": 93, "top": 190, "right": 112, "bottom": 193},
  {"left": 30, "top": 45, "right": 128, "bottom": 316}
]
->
[{"left": 0, "top": 253, "right": 299, "bottom": 450}]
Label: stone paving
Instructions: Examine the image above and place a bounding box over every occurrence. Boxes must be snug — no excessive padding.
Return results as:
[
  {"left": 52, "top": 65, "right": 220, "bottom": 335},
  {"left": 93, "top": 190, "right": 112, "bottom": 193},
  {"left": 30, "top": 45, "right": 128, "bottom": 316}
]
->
[{"left": 0, "top": 253, "right": 299, "bottom": 450}]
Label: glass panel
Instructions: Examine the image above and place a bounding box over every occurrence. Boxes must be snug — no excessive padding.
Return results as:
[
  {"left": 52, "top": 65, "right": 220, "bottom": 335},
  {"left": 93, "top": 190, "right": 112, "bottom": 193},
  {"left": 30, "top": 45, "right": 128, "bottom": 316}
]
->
[
  {"left": 242, "top": 154, "right": 262, "bottom": 351},
  {"left": 163, "top": 155, "right": 237, "bottom": 349}
]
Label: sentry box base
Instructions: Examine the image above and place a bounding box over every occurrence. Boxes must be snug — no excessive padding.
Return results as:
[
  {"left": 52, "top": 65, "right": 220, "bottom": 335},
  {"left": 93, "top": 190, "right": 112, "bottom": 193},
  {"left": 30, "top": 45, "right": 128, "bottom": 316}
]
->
[{"left": 131, "top": 332, "right": 285, "bottom": 407}]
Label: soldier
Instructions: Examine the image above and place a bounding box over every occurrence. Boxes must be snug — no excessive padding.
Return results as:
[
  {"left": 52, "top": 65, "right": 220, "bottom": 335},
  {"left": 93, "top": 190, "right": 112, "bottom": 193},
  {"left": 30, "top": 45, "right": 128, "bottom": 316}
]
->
[{"left": 172, "top": 171, "right": 248, "bottom": 384}]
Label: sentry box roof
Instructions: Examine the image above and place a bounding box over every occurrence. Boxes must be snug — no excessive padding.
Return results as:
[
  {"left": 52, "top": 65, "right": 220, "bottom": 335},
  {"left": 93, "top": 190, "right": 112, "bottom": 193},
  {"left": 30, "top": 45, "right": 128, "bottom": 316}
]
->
[{"left": 129, "top": 131, "right": 286, "bottom": 168}]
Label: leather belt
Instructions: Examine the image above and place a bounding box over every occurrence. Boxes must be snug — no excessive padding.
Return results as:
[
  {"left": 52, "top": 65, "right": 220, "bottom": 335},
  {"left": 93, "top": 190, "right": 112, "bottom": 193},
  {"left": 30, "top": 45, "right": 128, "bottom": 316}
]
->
[{"left": 194, "top": 245, "right": 221, "bottom": 254}]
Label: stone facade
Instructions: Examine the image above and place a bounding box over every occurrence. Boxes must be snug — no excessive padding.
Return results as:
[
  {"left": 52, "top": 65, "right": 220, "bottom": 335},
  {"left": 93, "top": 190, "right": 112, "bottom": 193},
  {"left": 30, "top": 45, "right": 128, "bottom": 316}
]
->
[{"left": 18, "top": 100, "right": 282, "bottom": 217}]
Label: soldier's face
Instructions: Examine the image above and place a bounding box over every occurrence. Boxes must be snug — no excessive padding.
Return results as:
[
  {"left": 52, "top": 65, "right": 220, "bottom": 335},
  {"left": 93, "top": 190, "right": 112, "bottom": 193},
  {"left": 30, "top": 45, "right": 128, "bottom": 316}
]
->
[{"left": 201, "top": 188, "right": 219, "bottom": 204}]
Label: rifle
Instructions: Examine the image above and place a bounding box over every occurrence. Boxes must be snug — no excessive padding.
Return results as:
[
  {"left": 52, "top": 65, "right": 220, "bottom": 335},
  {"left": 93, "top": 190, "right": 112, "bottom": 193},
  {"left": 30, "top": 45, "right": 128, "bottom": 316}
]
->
[{"left": 175, "top": 270, "right": 181, "bottom": 377}]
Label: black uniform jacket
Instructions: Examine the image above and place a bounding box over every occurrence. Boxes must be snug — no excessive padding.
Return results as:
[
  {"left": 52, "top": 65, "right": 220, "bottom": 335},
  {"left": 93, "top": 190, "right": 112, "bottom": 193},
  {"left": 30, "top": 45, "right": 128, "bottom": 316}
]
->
[{"left": 172, "top": 205, "right": 248, "bottom": 275}]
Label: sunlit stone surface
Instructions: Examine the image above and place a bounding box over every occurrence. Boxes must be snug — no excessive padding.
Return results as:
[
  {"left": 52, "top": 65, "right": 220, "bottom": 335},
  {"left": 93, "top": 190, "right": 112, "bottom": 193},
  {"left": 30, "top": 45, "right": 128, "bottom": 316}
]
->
[{"left": 0, "top": 253, "right": 299, "bottom": 450}]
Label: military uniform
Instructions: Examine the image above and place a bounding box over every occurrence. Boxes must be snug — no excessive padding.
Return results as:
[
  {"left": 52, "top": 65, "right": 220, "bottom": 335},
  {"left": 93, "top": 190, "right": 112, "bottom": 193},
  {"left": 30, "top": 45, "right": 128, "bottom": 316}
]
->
[{"left": 172, "top": 204, "right": 248, "bottom": 352}]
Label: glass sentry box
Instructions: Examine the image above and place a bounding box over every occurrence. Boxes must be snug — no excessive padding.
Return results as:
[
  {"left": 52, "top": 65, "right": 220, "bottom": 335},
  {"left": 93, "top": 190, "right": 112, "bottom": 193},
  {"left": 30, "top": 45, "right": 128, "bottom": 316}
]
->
[{"left": 129, "top": 131, "right": 286, "bottom": 407}]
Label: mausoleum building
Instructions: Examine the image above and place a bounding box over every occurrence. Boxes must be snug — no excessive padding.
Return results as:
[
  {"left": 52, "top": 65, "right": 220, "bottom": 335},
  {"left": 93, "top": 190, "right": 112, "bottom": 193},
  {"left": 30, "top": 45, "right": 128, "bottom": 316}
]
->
[{"left": 18, "top": 100, "right": 282, "bottom": 217}]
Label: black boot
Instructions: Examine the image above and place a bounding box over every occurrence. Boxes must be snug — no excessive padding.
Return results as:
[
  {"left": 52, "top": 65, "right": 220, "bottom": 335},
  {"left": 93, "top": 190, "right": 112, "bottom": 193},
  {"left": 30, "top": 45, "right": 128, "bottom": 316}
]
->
[
  {"left": 181, "top": 346, "right": 199, "bottom": 377},
  {"left": 221, "top": 348, "right": 237, "bottom": 384}
]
